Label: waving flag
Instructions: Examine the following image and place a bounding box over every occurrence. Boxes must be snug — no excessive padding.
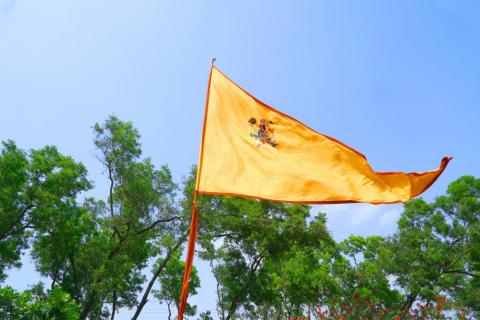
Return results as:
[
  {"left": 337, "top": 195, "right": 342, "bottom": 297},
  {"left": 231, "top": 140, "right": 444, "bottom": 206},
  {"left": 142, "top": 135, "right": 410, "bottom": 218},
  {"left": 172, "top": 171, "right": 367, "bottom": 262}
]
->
[{"left": 178, "top": 63, "right": 451, "bottom": 319}]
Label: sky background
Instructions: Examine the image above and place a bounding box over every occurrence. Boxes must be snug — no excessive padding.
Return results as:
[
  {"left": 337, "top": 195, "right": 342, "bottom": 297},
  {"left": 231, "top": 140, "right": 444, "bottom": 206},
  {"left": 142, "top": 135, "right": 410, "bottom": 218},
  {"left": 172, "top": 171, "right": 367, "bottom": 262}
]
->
[{"left": 1, "top": 0, "right": 479, "bottom": 319}]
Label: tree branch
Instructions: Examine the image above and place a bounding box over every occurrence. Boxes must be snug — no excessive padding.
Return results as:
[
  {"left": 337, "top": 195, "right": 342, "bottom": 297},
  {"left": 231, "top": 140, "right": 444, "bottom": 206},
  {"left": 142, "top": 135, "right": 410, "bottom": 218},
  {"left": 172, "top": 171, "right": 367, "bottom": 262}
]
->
[
  {"left": 107, "top": 162, "right": 122, "bottom": 240},
  {"left": 134, "top": 216, "right": 182, "bottom": 236},
  {"left": 0, "top": 205, "right": 34, "bottom": 240},
  {"left": 131, "top": 232, "right": 188, "bottom": 320},
  {"left": 225, "top": 254, "right": 264, "bottom": 320},
  {"left": 67, "top": 249, "right": 81, "bottom": 304},
  {"left": 443, "top": 269, "right": 479, "bottom": 278},
  {"left": 110, "top": 289, "right": 117, "bottom": 320}
]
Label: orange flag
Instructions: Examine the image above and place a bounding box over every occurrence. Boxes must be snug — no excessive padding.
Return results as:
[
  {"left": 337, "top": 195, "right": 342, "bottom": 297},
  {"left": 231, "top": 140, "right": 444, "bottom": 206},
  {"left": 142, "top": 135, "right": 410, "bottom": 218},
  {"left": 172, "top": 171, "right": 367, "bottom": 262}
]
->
[{"left": 178, "top": 64, "right": 451, "bottom": 319}]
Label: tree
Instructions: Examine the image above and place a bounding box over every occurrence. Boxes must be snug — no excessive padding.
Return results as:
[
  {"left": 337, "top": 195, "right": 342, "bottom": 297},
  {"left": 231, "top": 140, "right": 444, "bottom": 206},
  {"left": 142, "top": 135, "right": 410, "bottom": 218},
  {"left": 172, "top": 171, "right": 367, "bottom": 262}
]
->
[
  {"left": 22, "top": 116, "right": 183, "bottom": 319},
  {"left": 0, "top": 141, "right": 92, "bottom": 284},
  {"left": 331, "top": 176, "right": 480, "bottom": 319},
  {"left": 73, "top": 116, "right": 182, "bottom": 319},
  {"left": 383, "top": 176, "right": 480, "bottom": 312}
]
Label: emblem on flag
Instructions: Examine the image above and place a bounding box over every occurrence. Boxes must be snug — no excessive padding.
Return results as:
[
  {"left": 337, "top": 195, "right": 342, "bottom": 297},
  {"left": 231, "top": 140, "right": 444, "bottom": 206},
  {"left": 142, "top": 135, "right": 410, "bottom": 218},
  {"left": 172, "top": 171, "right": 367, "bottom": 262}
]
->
[{"left": 248, "top": 117, "right": 278, "bottom": 148}]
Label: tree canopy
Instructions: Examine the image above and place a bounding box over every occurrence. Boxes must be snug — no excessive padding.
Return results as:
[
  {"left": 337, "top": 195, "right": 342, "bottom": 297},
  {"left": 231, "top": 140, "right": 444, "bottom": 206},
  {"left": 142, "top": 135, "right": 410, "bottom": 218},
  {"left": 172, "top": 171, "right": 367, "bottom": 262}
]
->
[{"left": 0, "top": 116, "right": 478, "bottom": 320}]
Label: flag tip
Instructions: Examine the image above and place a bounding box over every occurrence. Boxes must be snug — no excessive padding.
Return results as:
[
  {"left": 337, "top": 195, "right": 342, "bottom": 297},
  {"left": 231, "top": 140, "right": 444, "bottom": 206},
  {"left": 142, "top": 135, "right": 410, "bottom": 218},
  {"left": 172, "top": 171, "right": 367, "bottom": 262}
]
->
[{"left": 211, "top": 57, "right": 216, "bottom": 66}]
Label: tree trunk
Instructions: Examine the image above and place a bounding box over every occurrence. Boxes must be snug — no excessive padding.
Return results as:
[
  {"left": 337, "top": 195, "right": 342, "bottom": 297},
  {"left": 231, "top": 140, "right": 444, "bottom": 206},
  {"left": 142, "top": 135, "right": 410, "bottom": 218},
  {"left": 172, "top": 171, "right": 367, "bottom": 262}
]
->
[
  {"left": 110, "top": 290, "right": 117, "bottom": 320},
  {"left": 167, "top": 300, "right": 172, "bottom": 320},
  {"left": 401, "top": 291, "right": 418, "bottom": 311},
  {"left": 225, "top": 255, "right": 263, "bottom": 320},
  {"left": 80, "top": 292, "right": 97, "bottom": 320},
  {"left": 97, "top": 301, "right": 104, "bottom": 320}
]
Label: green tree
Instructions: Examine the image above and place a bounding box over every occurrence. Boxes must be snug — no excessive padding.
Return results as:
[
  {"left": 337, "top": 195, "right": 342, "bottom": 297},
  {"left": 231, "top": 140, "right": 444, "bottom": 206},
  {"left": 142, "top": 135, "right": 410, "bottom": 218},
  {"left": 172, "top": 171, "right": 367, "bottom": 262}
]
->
[
  {"left": 384, "top": 176, "right": 480, "bottom": 312},
  {"left": 74, "top": 116, "right": 182, "bottom": 319},
  {"left": 16, "top": 116, "right": 184, "bottom": 319},
  {"left": 332, "top": 176, "right": 480, "bottom": 319},
  {"left": 0, "top": 141, "right": 91, "bottom": 284}
]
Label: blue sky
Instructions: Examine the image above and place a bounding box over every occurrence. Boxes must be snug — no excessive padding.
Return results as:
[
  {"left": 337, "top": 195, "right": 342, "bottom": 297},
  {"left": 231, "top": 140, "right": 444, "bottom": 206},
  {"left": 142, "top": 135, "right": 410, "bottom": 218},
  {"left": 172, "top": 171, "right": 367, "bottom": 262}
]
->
[{"left": 1, "top": 1, "right": 479, "bottom": 319}]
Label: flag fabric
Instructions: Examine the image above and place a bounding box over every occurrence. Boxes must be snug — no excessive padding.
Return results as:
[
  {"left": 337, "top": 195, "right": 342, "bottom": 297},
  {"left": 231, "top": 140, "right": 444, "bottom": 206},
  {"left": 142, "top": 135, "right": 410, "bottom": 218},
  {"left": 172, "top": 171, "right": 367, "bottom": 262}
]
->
[
  {"left": 178, "top": 64, "right": 451, "bottom": 320},
  {"left": 198, "top": 66, "right": 450, "bottom": 204}
]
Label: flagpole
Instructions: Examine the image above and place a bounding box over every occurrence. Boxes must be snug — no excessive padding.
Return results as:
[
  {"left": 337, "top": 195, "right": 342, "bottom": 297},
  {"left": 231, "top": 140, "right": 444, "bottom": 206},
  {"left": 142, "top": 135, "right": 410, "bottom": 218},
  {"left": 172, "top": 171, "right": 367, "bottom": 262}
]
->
[
  {"left": 178, "top": 59, "right": 215, "bottom": 320},
  {"left": 178, "top": 190, "right": 199, "bottom": 320}
]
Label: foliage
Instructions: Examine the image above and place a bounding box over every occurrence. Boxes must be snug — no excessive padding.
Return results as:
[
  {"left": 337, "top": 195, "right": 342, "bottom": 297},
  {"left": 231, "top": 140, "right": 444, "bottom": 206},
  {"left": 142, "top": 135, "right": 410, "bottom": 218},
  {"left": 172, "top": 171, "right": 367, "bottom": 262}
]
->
[
  {"left": 382, "top": 176, "right": 480, "bottom": 312},
  {"left": 198, "top": 310, "right": 214, "bottom": 320},
  {"left": 336, "top": 235, "right": 404, "bottom": 313},
  {"left": 0, "top": 140, "right": 90, "bottom": 283},
  {"left": 0, "top": 116, "right": 187, "bottom": 320},
  {"left": 0, "top": 141, "right": 30, "bottom": 282},
  {"left": 0, "top": 284, "right": 80, "bottom": 320}
]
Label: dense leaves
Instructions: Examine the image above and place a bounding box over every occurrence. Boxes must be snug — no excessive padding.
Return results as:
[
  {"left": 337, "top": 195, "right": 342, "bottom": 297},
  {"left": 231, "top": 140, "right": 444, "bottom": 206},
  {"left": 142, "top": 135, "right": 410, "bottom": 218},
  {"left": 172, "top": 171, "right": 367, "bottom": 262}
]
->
[
  {"left": 0, "top": 284, "right": 80, "bottom": 320},
  {"left": 0, "top": 141, "right": 30, "bottom": 282}
]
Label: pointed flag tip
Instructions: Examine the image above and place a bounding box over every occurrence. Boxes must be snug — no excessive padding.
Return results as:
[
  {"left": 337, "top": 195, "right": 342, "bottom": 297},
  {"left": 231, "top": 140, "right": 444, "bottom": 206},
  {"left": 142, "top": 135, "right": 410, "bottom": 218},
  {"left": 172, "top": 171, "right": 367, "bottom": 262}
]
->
[{"left": 443, "top": 156, "right": 453, "bottom": 165}]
